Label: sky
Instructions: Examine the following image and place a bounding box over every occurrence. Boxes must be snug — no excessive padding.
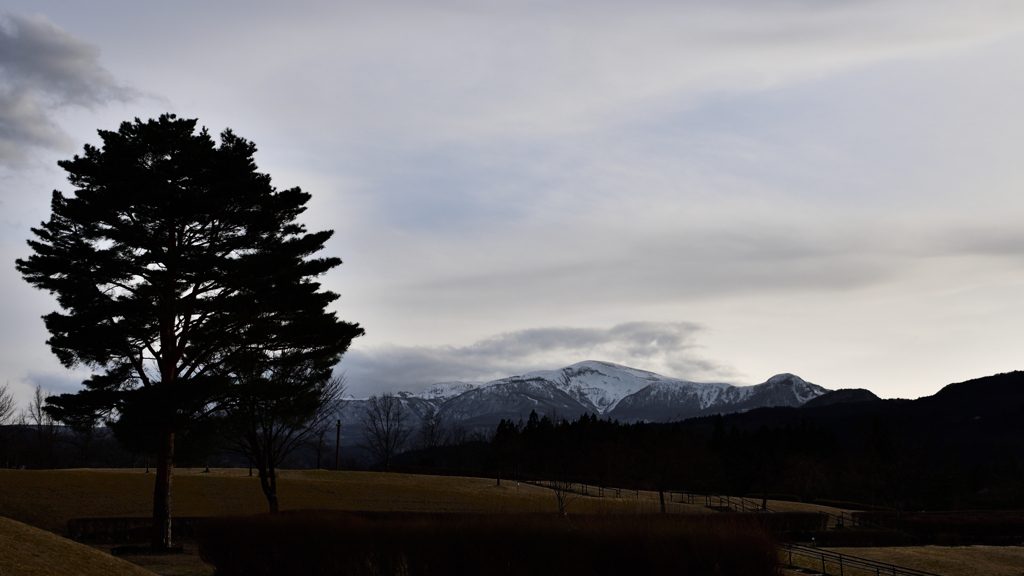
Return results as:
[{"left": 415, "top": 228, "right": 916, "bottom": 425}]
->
[{"left": 1, "top": 1, "right": 1023, "bottom": 405}]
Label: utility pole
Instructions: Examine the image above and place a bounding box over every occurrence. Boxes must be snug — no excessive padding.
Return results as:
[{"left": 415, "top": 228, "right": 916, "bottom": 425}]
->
[{"left": 335, "top": 419, "right": 341, "bottom": 471}]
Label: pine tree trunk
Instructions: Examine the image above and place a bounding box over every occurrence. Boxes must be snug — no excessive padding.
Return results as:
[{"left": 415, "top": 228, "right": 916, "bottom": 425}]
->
[{"left": 152, "top": 431, "right": 175, "bottom": 550}]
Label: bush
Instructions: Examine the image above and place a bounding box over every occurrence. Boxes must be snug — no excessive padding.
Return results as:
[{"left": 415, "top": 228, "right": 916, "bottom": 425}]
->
[{"left": 198, "top": 511, "right": 781, "bottom": 576}]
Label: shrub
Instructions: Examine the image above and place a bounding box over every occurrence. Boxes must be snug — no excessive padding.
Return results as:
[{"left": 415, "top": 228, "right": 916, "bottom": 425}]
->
[{"left": 198, "top": 511, "right": 781, "bottom": 576}]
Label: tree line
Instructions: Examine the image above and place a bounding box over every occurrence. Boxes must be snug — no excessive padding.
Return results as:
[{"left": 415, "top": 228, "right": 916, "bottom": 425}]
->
[{"left": 391, "top": 408, "right": 1024, "bottom": 513}]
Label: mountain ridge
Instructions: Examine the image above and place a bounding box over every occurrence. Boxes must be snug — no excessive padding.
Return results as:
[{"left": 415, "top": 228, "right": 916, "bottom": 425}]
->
[{"left": 337, "top": 361, "right": 829, "bottom": 444}]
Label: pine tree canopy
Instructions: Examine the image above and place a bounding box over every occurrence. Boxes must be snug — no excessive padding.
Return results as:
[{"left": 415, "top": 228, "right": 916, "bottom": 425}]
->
[{"left": 16, "top": 113, "right": 364, "bottom": 434}]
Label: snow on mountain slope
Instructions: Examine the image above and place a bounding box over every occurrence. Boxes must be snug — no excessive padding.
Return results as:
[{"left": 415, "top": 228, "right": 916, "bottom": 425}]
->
[
  {"left": 416, "top": 381, "right": 481, "bottom": 401},
  {"left": 438, "top": 377, "right": 584, "bottom": 427},
  {"left": 521, "top": 360, "right": 673, "bottom": 413},
  {"left": 609, "top": 380, "right": 740, "bottom": 422},
  {"left": 609, "top": 372, "right": 828, "bottom": 422}
]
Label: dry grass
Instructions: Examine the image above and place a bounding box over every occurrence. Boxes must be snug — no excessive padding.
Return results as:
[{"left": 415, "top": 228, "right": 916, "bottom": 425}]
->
[
  {"left": 762, "top": 500, "right": 849, "bottom": 516},
  {"left": 785, "top": 545, "right": 1024, "bottom": 576},
  {"left": 0, "top": 515, "right": 157, "bottom": 576},
  {"left": 825, "top": 546, "right": 1024, "bottom": 576},
  {"left": 0, "top": 468, "right": 705, "bottom": 535}
]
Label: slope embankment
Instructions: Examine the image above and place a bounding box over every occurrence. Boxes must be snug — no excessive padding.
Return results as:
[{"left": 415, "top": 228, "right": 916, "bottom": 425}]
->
[{"left": 0, "top": 515, "right": 157, "bottom": 576}]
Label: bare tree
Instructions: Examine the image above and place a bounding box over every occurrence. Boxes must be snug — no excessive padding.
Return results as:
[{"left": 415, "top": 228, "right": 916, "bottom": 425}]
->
[
  {"left": 413, "top": 408, "right": 449, "bottom": 466},
  {"left": 0, "top": 382, "right": 15, "bottom": 425},
  {"left": 415, "top": 408, "right": 448, "bottom": 451},
  {"left": 230, "top": 374, "right": 346, "bottom": 513},
  {"left": 360, "top": 392, "right": 411, "bottom": 472},
  {"left": 23, "top": 385, "right": 57, "bottom": 468},
  {"left": 26, "top": 385, "right": 51, "bottom": 428},
  {"left": 0, "top": 382, "right": 16, "bottom": 467},
  {"left": 306, "top": 416, "right": 335, "bottom": 470},
  {"left": 550, "top": 477, "right": 582, "bottom": 516}
]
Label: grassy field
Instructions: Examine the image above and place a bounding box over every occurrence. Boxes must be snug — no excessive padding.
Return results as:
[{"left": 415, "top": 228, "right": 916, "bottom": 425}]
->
[
  {"left": 3, "top": 468, "right": 1023, "bottom": 576},
  {"left": 0, "top": 515, "right": 157, "bottom": 576}
]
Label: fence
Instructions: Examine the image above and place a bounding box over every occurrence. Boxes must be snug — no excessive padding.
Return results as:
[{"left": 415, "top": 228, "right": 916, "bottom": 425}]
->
[
  {"left": 781, "top": 544, "right": 943, "bottom": 576},
  {"left": 669, "top": 491, "right": 775, "bottom": 513},
  {"left": 519, "top": 483, "right": 782, "bottom": 512},
  {"left": 520, "top": 478, "right": 633, "bottom": 499}
]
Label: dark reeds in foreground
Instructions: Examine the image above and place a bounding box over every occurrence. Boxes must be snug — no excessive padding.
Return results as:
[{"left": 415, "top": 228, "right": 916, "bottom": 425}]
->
[{"left": 197, "top": 511, "right": 780, "bottom": 576}]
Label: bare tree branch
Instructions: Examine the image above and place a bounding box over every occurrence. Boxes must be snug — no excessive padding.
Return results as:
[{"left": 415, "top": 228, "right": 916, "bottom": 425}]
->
[{"left": 359, "top": 392, "right": 411, "bottom": 472}]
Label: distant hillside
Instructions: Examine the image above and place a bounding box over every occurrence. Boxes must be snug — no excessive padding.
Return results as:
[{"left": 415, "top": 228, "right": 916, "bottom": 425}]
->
[{"left": 681, "top": 370, "right": 1024, "bottom": 464}]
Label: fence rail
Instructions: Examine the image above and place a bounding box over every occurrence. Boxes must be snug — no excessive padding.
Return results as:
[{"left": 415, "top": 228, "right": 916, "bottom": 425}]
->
[
  {"left": 669, "top": 491, "right": 775, "bottom": 513},
  {"left": 781, "top": 544, "right": 943, "bottom": 576},
  {"left": 517, "top": 483, "right": 783, "bottom": 513},
  {"left": 520, "top": 479, "right": 634, "bottom": 499}
]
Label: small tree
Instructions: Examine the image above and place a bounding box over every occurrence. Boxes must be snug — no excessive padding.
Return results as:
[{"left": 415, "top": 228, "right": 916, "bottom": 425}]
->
[
  {"left": 550, "top": 477, "right": 582, "bottom": 516},
  {"left": 360, "top": 392, "right": 411, "bottom": 472},
  {"left": 229, "top": 373, "right": 345, "bottom": 512}
]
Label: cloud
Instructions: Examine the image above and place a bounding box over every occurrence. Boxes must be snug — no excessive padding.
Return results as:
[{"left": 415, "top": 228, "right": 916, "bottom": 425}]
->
[
  {"left": 0, "top": 13, "right": 132, "bottom": 165},
  {"left": 227, "top": 0, "right": 1024, "bottom": 148},
  {"left": 21, "top": 369, "right": 90, "bottom": 396},
  {"left": 337, "top": 321, "right": 739, "bottom": 397}
]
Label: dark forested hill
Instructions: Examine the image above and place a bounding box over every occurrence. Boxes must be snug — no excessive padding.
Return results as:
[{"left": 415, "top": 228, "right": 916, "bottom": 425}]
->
[{"left": 682, "top": 371, "right": 1024, "bottom": 462}]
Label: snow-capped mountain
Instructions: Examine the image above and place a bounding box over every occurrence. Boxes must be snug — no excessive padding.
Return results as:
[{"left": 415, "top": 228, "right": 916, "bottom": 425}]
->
[{"left": 335, "top": 361, "right": 830, "bottom": 444}]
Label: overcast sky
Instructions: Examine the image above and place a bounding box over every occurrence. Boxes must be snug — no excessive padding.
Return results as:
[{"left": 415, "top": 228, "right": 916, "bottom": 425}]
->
[{"left": 2, "top": 1, "right": 1023, "bottom": 403}]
